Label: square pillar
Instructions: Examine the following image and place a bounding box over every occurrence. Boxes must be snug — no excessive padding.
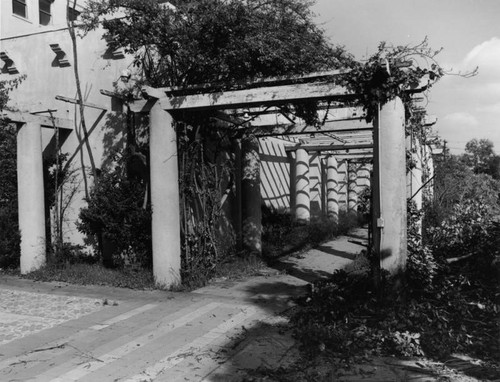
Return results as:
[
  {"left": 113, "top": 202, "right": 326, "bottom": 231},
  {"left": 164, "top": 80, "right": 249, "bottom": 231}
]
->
[
  {"left": 149, "top": 102, "right": 181, "bottom": 287},
  {"left": 17, "top": 122, "right": 46, "bottom": 273},
  {"left": 372, "top": 97, "right": 407, "bottom": 274}
]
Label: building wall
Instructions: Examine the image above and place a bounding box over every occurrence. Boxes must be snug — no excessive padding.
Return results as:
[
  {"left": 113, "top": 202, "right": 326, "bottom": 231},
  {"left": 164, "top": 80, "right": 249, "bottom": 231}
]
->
[{"left": 1, "top": 0, "right": 133, "bottom": 245}]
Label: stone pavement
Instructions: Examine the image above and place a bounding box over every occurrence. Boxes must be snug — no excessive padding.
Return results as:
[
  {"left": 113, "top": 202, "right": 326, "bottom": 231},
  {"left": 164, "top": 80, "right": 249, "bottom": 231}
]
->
[{"left": 0, "top": 229, "right": 482, "bottom": 381}]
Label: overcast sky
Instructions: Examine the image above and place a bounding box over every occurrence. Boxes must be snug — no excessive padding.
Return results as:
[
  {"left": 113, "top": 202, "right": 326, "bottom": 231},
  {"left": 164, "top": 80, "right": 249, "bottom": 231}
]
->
[{"left": 312, "top": 0, "right": 500, "bottom": 154}]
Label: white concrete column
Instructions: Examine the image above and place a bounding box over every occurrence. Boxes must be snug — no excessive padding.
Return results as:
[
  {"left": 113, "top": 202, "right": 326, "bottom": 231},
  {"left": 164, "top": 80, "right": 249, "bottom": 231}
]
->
[
  {"left": 241, "top": 135, "right": 262, "bottom": 255},
  {"left": 409, "top": 139, "right": 423, "bottom": 210},
  {"left": 372, "top": 97, "right": 407, "bottom": 274},
  {"left": 326, "top": 155, "right": 339, "bottom": 222},
  {"left": 422, "top": 144, "right": 434, "bottom": 202},
  {"left": 150, "top": 102, "right": 181, "bottom": 287},
  {"left": 295, "top": 148, "right": 310, "bottom": 223},
  {"left": 347, "top": 161, "right": 358, "bottom": 214},
  {"left": 18, "top": 122, "right": 46, "bottom": 273},
  {"left": 357, "top": 164, "right": 371, "bottom": 190}
]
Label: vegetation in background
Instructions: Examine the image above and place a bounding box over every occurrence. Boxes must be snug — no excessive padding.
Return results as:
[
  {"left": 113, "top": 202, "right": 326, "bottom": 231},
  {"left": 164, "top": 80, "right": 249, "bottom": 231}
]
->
[
  {"left": 290, "top": 139, "right": 500, "bottom": 375},
  {"left": 0, "top": 122, "right": 20, "bottom": 269}
]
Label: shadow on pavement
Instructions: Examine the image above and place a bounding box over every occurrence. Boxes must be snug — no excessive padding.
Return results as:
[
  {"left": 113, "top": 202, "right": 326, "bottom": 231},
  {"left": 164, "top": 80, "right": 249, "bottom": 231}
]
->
[{"left": 314, "top": 245, "right": 358, "bottom": 260}]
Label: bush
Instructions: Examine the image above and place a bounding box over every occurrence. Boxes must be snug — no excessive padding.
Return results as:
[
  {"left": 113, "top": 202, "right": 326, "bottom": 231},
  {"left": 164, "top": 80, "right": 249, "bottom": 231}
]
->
[
  {"left": 427, "top": 199, "right": 492, "bottom": 261},
  {"left": 0, "top": 123, "right": 19, "bottom": 269},
  {"left": 406, "top": 201, "right": 437, "bottom": 291},
  {"left": 77, "top": 168, "right": 152, "bottom": 269}
]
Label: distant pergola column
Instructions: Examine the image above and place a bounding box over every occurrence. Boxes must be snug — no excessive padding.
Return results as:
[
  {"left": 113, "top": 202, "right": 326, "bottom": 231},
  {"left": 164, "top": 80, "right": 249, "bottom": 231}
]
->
[
  {"left": 295, "top": 148, "right": 310, "bottom": 223},
  {"left": 356, "top": 163, "right": 371, "bottom": 190},
  {"left": 408, "top": 138, "right": 423, "bottom": 210},
  {"left": 149, "top": 102, "right": 181, "bottom": 287},
  {"left": 347, "top": 161, "right": 358, "bottom": 214},
  {"left": 326, "top": 155, "right": 339, "bottom": 222},
  {"left": 372, "top": 97, "right": 407, "bottom": 274},
  {"left": 422, "top": 143, "right": 435, "bottom": 202},
  {"left": 241, "top": 135, "right": 262, "bottom": 255},
  {"left": 17, "top": 121, "right": 46, "bottom": 274}
]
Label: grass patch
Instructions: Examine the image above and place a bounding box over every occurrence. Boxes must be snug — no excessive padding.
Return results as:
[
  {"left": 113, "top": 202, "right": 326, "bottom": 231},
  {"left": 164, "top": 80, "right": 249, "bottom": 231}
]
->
[{"left": 22, "top": 263, "right": 158, "bottom": 290}]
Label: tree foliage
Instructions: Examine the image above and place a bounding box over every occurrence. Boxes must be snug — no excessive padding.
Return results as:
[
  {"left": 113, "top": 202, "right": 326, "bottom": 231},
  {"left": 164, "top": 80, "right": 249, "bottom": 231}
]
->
[
  {"left": 82, "top": 0, "right": 353, "bottom": 87},
  {"left": 462, "top": 138, "right": 499, "bottom": 178}
]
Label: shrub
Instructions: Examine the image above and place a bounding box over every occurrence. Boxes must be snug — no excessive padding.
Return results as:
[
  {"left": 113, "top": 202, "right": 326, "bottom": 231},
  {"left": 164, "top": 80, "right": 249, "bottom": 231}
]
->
[
  {"left": 77, "top": 168, "right": 152, "bottom": 269},
  {"left": 427, "top": 199, "right": 492, "bottom": 261},
  {"left": 406, "top": 201, "right": 437, "bottom": 291},
  {"left": 0, "top": 123, "right": 19, "bottom": 269}
]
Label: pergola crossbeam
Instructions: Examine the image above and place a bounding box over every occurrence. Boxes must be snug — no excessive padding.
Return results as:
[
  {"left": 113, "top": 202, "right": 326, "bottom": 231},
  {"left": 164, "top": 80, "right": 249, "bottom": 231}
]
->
[
  {"left": 1, "top": 109, "right": 73, "bottom": 130},
  {"left": 56, "top": 95, "right": 107, "bottom": 110},
  {"left": 146, "top": 81, "right": 352, "bottom": 111},
  {"left": 286, "top": 143, "right": 373, "bottom": 152}
]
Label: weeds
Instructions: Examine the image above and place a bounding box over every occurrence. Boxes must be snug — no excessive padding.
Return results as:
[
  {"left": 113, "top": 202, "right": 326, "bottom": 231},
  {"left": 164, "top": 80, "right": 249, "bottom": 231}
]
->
[{"left": 22, "top": 263, "right": 157, "bottom": 290}]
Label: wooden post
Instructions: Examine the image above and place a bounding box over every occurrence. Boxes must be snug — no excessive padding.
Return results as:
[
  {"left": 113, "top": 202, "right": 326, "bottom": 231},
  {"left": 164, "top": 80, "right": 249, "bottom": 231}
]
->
[
  {"left": 241, "top": 135, "right": 262, "bottom": 255},
  {"left": 372, "top": 97, "right": 407, "bottom": 274},
  {"left": 18, "top": 122, "right": 46, "bottom": 273},
  {"left": 295, "top": 148, "right": 310, "bottom": 223},
  {"left": 149, "top": 102, "right": 181, "bottom": 287}
]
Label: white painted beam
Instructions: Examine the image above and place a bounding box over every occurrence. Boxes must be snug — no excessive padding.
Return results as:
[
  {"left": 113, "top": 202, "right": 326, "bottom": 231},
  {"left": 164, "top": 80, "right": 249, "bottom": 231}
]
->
[
  {"left": 1, "top": 110, "right": 73, "bottom": 130},
  {"left": 159, "top": 81, "right": 350, "bottom": 111}
]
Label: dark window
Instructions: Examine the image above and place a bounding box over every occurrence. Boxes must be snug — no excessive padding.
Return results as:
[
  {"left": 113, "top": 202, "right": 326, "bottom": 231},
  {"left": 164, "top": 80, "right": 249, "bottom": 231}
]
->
[
  {"left": 39, "top": 0, "right": 52, "bottom": 25},
  {"left": 12, "top": 0, "right": 27, "bottom": 18},
  {"left": 67, "top": 6, "right": 80, "bottom": 22}
]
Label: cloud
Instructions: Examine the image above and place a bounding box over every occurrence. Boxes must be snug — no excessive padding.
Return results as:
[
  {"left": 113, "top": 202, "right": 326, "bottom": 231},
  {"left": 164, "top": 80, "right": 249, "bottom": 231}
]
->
[
  {"left": 442, "top": 112, "right": 478, "bottom": 126},
  {"left": 476, "top": 102, "right": 500, "bottom": 114},
  {"left": 464, "top": 37, "right": 500, "bottom": 77}
]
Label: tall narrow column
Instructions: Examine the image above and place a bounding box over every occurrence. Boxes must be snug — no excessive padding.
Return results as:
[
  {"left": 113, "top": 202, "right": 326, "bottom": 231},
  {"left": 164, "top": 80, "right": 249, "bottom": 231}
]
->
[
  {"left": 241, "top": 135, "right": 261, "bottom": 255},
  {"left": 18, "top": 122, "right": 46, "bottom": 273},
  {"left": 150, "top": 102, "right": 181, "bottom": 287},
  {"left": 326, "top": 155, "right": 339, "bottom": 223},
  {"left": 372, "top": 97, "right": 407, "bottom": 274},
  {"left": 409, "top": 139, "right": 423, "bottom": 210},
  {"left": 422, "top": 144, "right": 434, "bottom": 202},
  {"left": 295, "top": 148, "right": 310, "bottom": 223},
  {"left": 232, "top": 139, "right": 243, "bottom": 249},
  {"left": 357, "top": 163, "right": 371, "bottom": 190},
  {"left": 347, "top": 161, "right": 358, "bottom": 214}
]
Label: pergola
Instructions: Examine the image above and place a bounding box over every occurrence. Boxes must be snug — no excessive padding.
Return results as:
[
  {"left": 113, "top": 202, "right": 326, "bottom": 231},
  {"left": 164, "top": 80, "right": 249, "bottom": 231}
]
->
[
  {"left": 7, "top": 70, "right": 411, "bottom": 287},
  {"left": 134, "top": 70, "right": 408, "bottom": 287}
]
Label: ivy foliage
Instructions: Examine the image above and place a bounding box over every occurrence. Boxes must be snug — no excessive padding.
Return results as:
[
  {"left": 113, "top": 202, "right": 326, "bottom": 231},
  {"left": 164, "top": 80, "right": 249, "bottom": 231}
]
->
[{"left": 339, "top": 39, "right": 448, "bottom": 122}]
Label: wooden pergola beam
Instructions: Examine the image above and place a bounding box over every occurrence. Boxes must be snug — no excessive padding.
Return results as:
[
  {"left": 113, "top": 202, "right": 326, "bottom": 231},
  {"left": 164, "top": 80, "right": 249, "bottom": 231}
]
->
[
  {"left": 145, "top": 81, "right": 351, "bottom": 111},
  {"left": 55, "top": 95, "right": 107, "bottom": 110},
  {"left": 1, "top": 110, "right": 73, "bottom": 130},
  {"left": 285, "top": 143, "right": 373, "bottom": 152},
  {"left": 249, "top": 124, "right": 373, "bottom": 137}
]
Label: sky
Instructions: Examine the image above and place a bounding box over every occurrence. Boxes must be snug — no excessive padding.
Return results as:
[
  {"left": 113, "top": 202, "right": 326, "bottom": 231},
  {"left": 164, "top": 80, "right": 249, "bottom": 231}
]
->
[{"left": 312, "top": 0, "right": 500, "bottom": 154}]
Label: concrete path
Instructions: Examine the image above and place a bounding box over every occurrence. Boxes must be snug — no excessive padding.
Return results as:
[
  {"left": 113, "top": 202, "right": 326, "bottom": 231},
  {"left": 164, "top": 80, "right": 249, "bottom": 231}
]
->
[
  {"left": 0, "top": 268, "right": 308, "bottom": 381},
  {"left": 0, "top": 228, "right": 480, "bottom": 381}
]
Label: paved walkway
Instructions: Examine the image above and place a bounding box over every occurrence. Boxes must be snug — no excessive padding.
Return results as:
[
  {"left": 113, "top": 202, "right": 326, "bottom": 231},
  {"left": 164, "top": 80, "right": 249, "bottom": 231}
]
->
[{"left": 0, "top": 229, "right": 482, "bottom": 381}]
